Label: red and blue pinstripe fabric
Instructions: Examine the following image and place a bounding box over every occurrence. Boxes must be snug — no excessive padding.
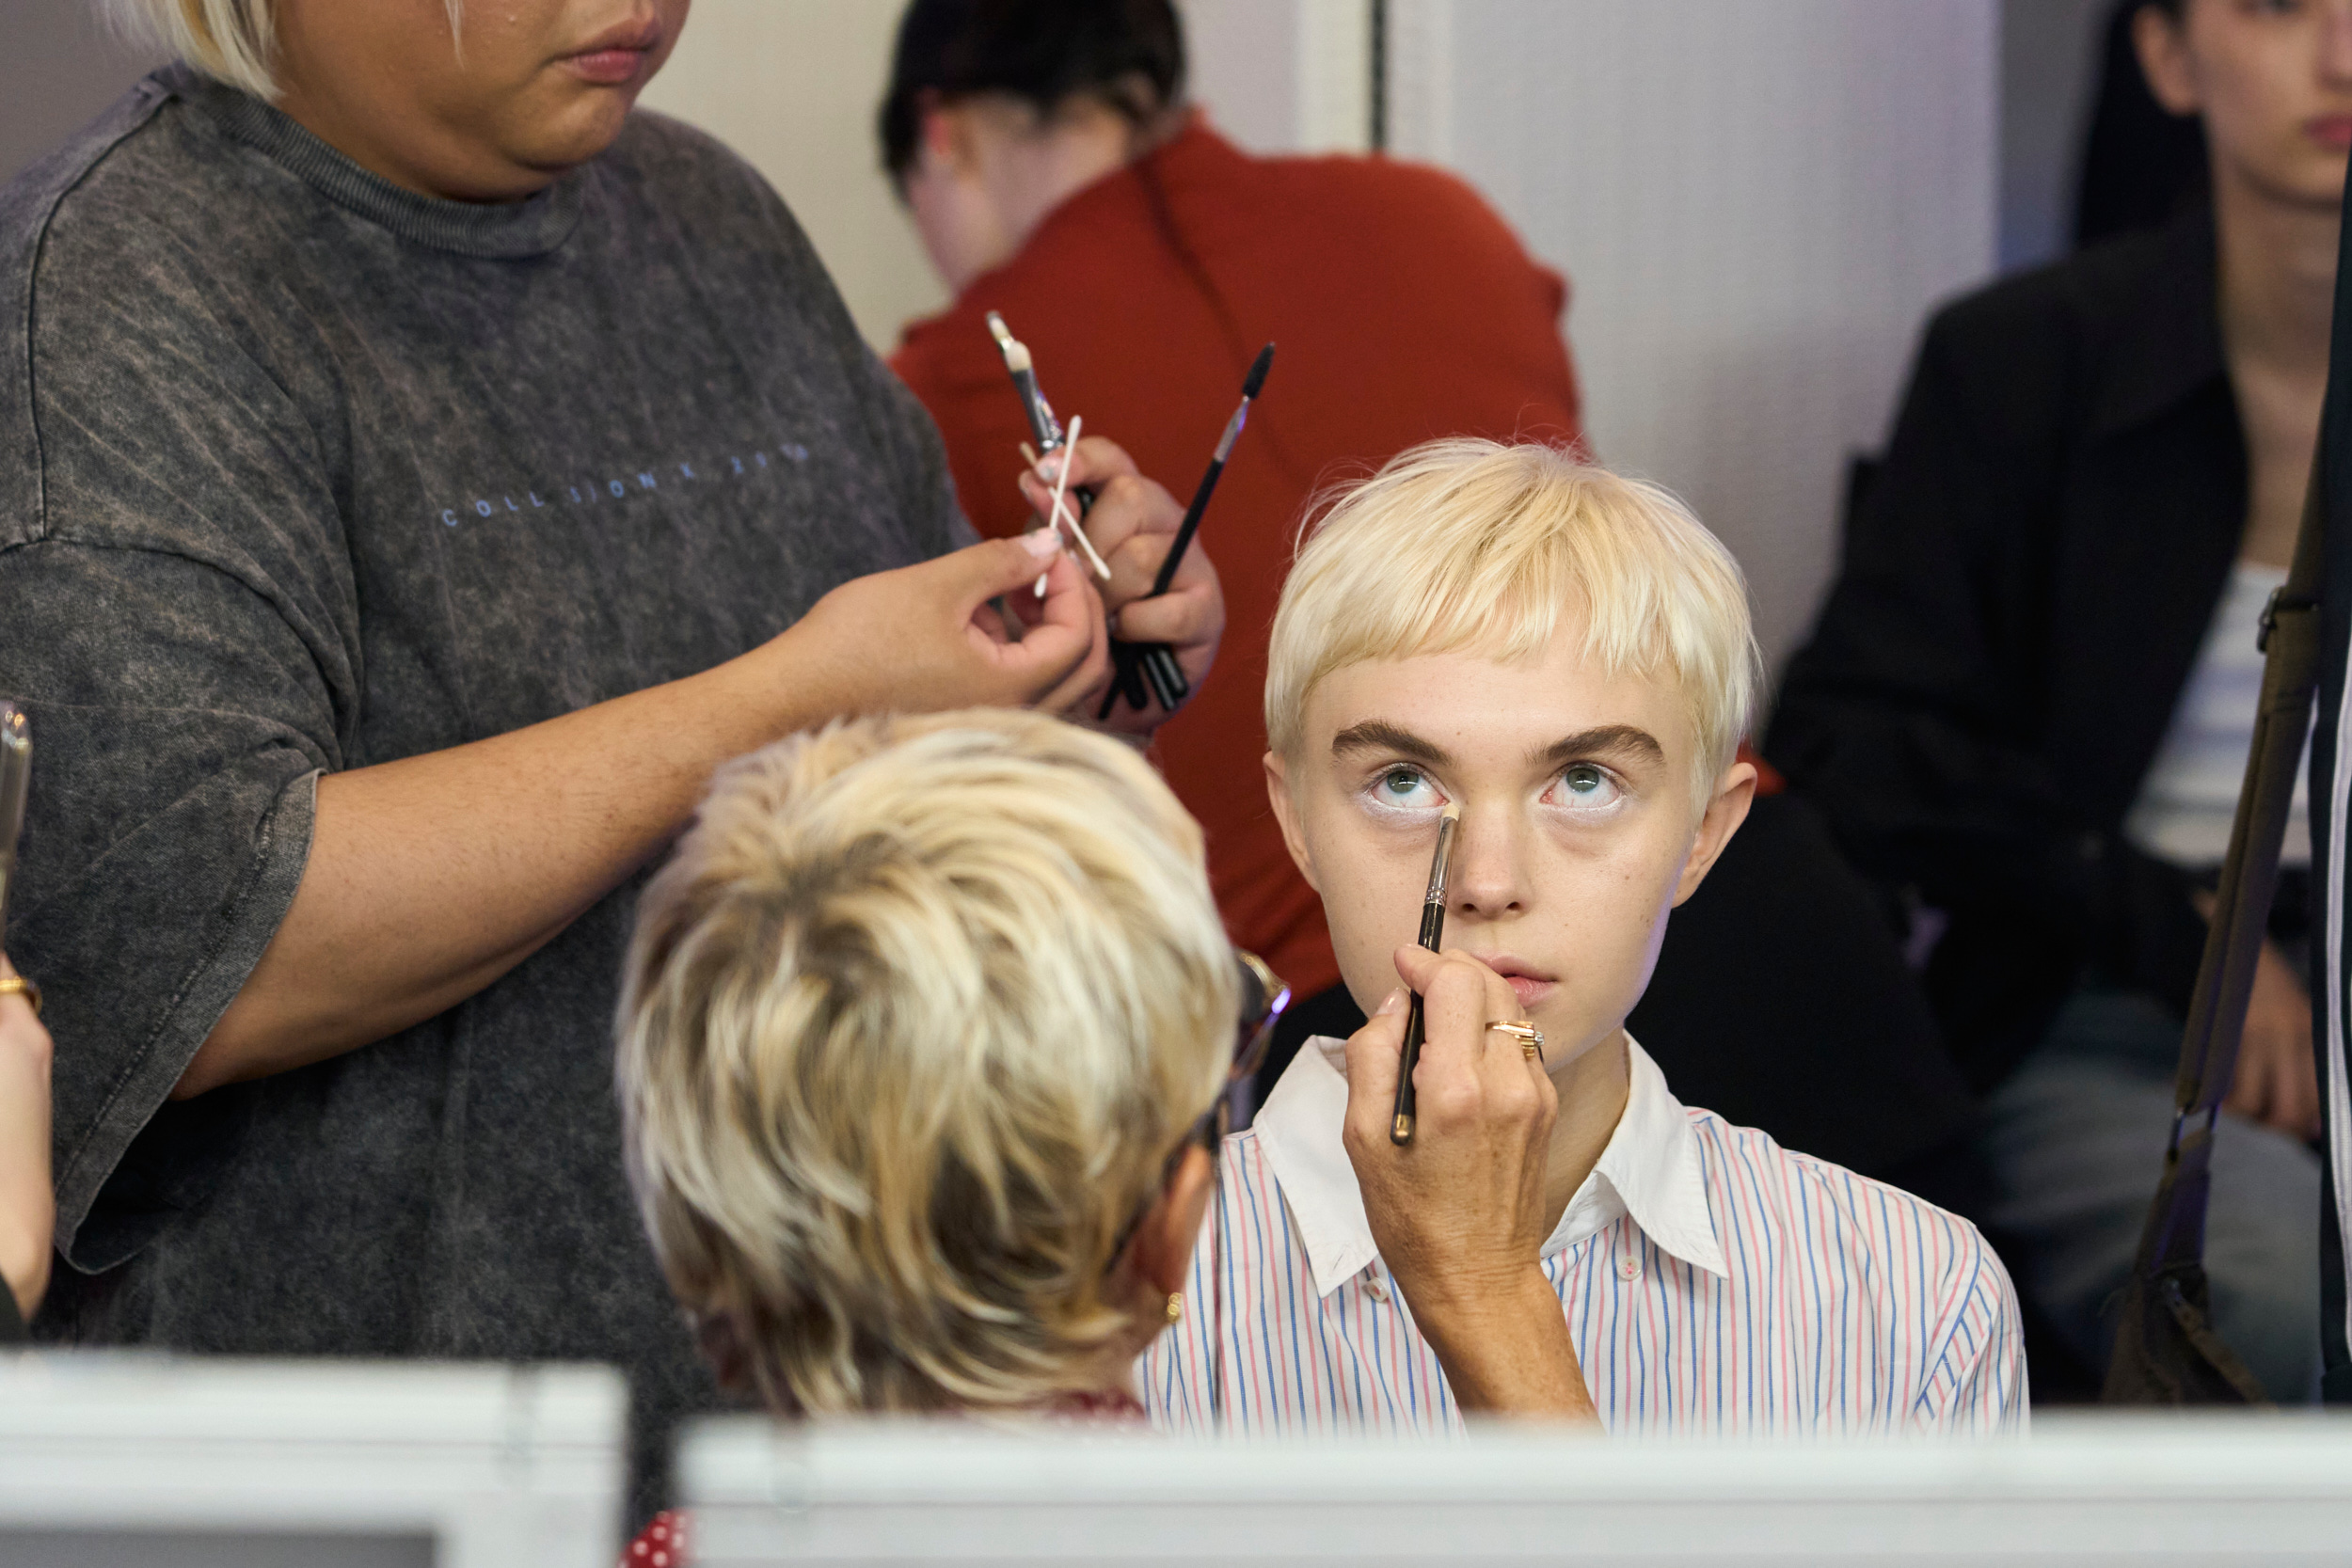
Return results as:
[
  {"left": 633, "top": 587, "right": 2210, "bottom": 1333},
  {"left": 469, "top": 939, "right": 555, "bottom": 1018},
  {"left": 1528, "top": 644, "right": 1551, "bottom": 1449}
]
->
[{"left": 1140, "top": 1037, "right": 2026, "bottom": 1435}]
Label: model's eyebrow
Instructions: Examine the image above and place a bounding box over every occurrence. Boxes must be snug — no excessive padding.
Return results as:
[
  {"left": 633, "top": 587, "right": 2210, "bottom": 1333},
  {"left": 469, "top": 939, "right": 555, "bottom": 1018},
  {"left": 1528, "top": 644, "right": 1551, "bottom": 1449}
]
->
[
  {"left": 1534, "top": 725, "right": 1666, "bottom": 770},
  {"left": 1330, "top": 721, "right": 1453, "bottom": 768}
]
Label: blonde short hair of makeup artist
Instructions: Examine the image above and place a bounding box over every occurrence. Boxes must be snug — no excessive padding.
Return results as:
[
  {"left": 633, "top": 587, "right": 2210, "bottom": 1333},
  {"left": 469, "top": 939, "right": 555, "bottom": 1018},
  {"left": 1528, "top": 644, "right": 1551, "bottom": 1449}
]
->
[
  {"left": 1265, "top": 439, "right": 1760, "bottom": 815},
  {"left": 616, "top": 709, "right": 1236, "bottom": 1417},
  {"left": 98, "top": 0, "right": 461, "bottom": 100}
]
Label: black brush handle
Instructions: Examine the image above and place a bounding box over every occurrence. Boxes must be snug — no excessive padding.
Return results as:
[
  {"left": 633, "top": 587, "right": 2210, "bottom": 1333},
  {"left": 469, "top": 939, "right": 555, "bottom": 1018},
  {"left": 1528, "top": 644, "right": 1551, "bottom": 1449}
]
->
[
  {"left": 1389, "top": 887, "right": 1449, "bottom": 1146},
  {"left": 1391, "top": 995, "right": 1427, "bottom": 1146}
]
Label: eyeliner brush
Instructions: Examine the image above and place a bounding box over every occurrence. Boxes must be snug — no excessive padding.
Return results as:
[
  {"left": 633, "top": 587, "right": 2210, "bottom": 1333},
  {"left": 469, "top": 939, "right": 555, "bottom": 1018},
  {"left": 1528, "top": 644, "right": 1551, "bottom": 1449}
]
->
[
  {"left": 1097, "top": 342, "right": 1276, "bottom": 721},
  {"left": 1391, "top": 800, "right": 1462, "bottom": 1147}
]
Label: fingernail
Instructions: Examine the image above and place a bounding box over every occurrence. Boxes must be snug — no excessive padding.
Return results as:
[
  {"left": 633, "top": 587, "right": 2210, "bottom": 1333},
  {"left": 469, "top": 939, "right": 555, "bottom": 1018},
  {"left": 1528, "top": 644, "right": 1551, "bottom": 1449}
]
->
[
  {"left": 1036, "top": 456, "right": 1064, "bottom": 481},
  {"left": 1106, "top": 609, "right": 1123, "bottom": 637},
  {"left": 1377, "top": 988, "right": 1406, "bottom": 1016},
  {"left": 1020, "top": 528, "right": 1061, "bottom": 560}
]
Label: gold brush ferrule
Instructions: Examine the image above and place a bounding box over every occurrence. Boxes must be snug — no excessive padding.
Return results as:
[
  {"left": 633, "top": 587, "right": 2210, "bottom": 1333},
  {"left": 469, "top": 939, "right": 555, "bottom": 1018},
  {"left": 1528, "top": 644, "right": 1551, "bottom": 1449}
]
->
[{"left": 1423, "top": 811, "right": 1459, "bottom": 905}]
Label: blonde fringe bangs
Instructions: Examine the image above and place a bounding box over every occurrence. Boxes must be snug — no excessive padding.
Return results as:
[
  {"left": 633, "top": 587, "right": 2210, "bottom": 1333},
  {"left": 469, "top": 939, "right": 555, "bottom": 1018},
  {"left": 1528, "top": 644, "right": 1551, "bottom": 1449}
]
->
[{"left": 1264, "top": 439, "right": 1760, "bottom": 814}]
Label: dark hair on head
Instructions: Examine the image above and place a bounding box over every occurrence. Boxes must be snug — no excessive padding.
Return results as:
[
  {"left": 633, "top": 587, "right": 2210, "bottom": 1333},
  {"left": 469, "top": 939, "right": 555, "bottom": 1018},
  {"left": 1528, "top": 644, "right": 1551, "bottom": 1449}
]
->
[
  {"left": 880, "top": 0, "right": 1187, "bottom": 182},
  {"left": 2074, "top": 0, "right": 2207, "bottom": 245}
]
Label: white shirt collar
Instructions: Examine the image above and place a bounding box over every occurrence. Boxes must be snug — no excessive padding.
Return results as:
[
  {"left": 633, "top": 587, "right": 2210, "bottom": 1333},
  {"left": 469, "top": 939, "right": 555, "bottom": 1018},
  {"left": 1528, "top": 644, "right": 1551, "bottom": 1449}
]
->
[{"left": 1249, "top": 1032, "right": 1730, "bottom": 1298}]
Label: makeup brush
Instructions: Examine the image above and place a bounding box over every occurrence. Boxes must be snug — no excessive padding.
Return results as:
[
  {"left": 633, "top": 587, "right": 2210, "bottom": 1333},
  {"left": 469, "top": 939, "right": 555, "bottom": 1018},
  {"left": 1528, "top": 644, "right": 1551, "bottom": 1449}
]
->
[
  {"left": 987, "top": 312, "right": 1150, "bottom": 712},
  {"left": 1391, "top": 800, "right": 1462, "bottom": 1147},
  {"left": 1096, "top": 342, "right": 1276, "bottom": 721}
]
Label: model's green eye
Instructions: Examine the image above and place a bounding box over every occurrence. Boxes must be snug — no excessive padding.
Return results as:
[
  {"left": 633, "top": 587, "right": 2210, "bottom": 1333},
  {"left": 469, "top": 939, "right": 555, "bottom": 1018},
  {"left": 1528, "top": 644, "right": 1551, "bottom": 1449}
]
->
[
  {"left": 1545, "top": 764, "right": 1625, "bottom": 815},
  {"left": 1366, "top": 766, "right": 1444, "bottom": 813}
]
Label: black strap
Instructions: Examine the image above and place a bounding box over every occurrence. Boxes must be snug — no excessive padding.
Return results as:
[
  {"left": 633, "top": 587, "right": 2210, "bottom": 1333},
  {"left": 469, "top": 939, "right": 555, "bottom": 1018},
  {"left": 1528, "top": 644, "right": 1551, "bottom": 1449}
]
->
[{"left": 2103, "top": 453, "right": 2327, "bottom": 1405}]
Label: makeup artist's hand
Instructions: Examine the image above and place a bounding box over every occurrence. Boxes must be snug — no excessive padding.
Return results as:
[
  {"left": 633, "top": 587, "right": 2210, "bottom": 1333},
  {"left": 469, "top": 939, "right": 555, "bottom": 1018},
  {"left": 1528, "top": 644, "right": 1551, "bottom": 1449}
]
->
[
  {"left": 1018, "top": 436, "right": 1224, "bottom": 736},
  {"left": 1340, "top": 948, "right": 1595, "bottom": 1422},
  {"left": 786, "top": 531, "right": 1108, "bottom": 718},
  {"left": 0, "top": 952, "right": 54, "bottom": 1324}
]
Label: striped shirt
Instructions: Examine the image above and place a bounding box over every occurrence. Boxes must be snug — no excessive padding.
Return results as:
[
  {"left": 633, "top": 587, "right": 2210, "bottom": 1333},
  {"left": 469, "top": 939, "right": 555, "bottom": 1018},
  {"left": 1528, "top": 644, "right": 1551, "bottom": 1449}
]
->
[{"left": 1141, "top": 1035, "right": 2026, "bottom": 1435}]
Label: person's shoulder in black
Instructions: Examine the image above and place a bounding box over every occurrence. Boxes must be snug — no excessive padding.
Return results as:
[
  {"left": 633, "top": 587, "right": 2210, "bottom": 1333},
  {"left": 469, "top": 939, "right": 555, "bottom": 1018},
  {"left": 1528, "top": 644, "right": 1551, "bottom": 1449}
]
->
[
  {"left": 1768, "top": 209, "right": 2230, "bottom": 1090},
  {"left": 1896, "top": 214, "right": 2218, "bottom": 491}
]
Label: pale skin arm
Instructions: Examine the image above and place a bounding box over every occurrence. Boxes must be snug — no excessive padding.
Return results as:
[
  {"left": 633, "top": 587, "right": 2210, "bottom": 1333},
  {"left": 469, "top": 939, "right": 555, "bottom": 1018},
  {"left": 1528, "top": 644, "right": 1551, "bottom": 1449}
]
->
[
  {"left": 1342, "top": 948, "right": 1599, "bottom": 1420},
  {"left": 175, "top": 511, "right": 1184, "bottom": 1099},
  {"left": 0, "top": 953, "right": 53, "bottom": 1322}
]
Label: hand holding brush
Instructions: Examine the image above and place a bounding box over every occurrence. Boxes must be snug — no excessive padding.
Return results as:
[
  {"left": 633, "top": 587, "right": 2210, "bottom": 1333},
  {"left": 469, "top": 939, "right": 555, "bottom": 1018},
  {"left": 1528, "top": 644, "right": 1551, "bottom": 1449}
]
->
[{"left": 1095, "top": 342, "right": 1275, "bottom": 721}]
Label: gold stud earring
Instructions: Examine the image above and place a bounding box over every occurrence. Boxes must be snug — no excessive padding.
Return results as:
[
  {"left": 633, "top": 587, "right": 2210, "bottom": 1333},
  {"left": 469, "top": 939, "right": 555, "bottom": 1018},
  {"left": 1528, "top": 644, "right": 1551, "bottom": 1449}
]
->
[{"left": 1165, "top": 1291, "right": 1184, "bottom": 1324}]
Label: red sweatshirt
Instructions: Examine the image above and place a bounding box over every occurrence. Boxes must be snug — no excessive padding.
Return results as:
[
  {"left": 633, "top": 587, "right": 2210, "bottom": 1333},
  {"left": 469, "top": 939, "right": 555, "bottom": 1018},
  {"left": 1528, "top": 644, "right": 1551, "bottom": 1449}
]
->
[{"left": 893, "top": 117, "right": 1584, "bottom": 1000}]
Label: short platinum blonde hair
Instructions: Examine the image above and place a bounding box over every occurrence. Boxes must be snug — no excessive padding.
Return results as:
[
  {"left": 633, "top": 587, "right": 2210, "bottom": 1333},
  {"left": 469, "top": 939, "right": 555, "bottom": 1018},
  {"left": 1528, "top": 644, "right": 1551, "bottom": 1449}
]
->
[
  {"left": 99, "top": 0, "right": 461, "bottom": 101},
  {"left": 1265, "top": 439, "right": 1760, "bottom": 813},
  {"left": 616, "top": 709, "right": 1235, "bottom": 1417}
]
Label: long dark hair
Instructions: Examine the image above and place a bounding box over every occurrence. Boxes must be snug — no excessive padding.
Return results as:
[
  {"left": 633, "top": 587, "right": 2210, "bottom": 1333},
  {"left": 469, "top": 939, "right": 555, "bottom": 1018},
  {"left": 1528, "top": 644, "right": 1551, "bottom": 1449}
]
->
[
  {"left": 2074, "top": 0, "right": 2209, "bottom": 247},
  {"left": 879, "top": 0, "right": 1186, "bottom": 183}
]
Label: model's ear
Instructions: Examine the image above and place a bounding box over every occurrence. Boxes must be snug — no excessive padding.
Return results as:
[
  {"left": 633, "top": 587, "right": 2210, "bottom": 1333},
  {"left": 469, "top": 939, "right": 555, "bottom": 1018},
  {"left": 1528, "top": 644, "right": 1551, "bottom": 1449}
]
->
[
  {"left": 2133, "top": 3, "right": 2200, "bottom": 117},
  {"left": 1671, "top": 759, "right": 1756, "bottom": 906},
  {"left": 1264, "top": 750, "right": 1322, "bottom": 893},
  {"left": 1129, "top": 1144, "right": 1215, "bottom": 1302}
]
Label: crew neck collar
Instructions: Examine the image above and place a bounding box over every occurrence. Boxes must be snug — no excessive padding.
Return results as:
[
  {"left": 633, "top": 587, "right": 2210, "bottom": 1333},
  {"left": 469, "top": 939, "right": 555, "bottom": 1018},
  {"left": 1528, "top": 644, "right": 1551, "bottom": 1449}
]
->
[{"left": 167, "top": 63, "right": 586, "bottom": 260}]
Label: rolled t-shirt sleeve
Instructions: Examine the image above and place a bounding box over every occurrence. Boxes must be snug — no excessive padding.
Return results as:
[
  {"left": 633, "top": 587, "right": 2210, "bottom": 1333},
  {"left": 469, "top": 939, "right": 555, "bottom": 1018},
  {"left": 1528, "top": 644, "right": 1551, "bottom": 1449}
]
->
[
  {"left": 1, "top": 540, "right": 335, "bottom": 1271},
  {"left": 1, "top": 191, "right": 359, "bottom": 1267}
]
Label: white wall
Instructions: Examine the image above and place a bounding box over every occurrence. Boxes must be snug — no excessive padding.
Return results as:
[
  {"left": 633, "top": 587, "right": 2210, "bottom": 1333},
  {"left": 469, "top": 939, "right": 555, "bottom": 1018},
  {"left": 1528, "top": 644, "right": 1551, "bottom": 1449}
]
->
[{"left": 1386, "top": 0, "right": 2000, "bottom": 679}]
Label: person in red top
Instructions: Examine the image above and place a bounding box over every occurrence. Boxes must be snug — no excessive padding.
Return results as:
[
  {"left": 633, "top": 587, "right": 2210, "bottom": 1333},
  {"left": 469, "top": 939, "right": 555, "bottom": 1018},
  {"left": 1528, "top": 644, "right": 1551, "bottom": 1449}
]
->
[{"left": 882, "top": 0, "right": 1582, "bottom": 1042}]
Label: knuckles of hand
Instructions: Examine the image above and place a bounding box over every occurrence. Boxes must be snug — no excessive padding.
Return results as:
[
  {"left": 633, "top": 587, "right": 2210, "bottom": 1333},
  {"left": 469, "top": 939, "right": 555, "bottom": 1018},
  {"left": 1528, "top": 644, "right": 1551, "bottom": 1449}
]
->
[
  {"left": 1422, "top": 1076, "right": 1543, "bottom": 1127},
  {"left": 1093, "top": 472, "right": 1148, "bottom": 512}
]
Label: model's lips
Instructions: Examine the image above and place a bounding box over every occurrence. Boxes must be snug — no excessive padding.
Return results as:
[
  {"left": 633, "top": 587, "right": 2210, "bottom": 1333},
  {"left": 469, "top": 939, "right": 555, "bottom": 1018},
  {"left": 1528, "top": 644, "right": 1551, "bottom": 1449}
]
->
[
  {"left": 562, "top": 17, "right": 662, "bottom": 86},
  {"left": 1470, "top": 955, "right": 1558, "bottom": 1013},
  {"left": 1503, "top": 974, "right": 1555, "bottom": 1011},
  {"left": 2306, "top": 115, "right": 2352, "bottom": 151}
]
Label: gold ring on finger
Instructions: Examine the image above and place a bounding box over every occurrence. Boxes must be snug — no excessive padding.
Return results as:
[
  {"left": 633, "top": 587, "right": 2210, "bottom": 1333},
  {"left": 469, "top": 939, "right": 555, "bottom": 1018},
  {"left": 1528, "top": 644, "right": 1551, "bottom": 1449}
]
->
[
  {"left": 1488, "top": 1019, "right": 1543, "bottom": 1064},
  {"left": 0, "top": 974, "right": 40, "bottom": 1017}
]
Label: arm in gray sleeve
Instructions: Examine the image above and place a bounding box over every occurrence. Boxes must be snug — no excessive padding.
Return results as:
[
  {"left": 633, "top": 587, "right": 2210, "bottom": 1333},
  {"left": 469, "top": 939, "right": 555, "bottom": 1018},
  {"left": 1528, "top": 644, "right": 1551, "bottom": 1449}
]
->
[{"left": 0, "top": 541, "right": 335, "bottom": 1270}]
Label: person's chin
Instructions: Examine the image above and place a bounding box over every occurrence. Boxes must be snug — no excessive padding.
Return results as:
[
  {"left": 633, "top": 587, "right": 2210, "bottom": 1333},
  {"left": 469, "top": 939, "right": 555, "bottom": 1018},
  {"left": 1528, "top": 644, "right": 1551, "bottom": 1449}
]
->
[{"left": 514, "top": 93, "right": 640, "bottom": 168}]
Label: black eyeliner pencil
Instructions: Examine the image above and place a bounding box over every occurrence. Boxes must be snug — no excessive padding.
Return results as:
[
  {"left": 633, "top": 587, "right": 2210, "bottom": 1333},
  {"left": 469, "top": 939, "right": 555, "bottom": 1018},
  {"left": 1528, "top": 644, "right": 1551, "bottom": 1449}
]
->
[
  {"left": 1391, "top": 800, "right": 1462, "bottom": 1146},
  {"left": 1097, "top": 342, "right": 1276, "bottom": 721}
]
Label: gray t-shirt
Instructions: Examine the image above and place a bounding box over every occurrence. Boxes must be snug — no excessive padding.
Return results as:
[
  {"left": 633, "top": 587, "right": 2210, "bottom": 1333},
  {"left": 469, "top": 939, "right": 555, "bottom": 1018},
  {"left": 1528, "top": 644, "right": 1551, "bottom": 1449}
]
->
[{"left": 0, "top": 67, "right": 967, "bottom": 1505}]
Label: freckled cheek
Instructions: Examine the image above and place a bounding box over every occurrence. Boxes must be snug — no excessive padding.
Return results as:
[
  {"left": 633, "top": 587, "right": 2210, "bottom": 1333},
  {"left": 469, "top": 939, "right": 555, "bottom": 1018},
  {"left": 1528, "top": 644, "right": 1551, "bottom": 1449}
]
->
[
  {"left": 1530, "top": 832, "right": 1684, "bottom": 987},
  {"left": 1314, "top": 820, "right": 1436, "bottom": 995}
]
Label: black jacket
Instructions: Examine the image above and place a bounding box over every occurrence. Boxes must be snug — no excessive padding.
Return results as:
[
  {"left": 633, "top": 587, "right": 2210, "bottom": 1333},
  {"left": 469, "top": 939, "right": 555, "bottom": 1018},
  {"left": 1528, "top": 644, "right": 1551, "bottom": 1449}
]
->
[{"left": 1769, "top": 211, "right": 2241, "bottom": 1090}]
